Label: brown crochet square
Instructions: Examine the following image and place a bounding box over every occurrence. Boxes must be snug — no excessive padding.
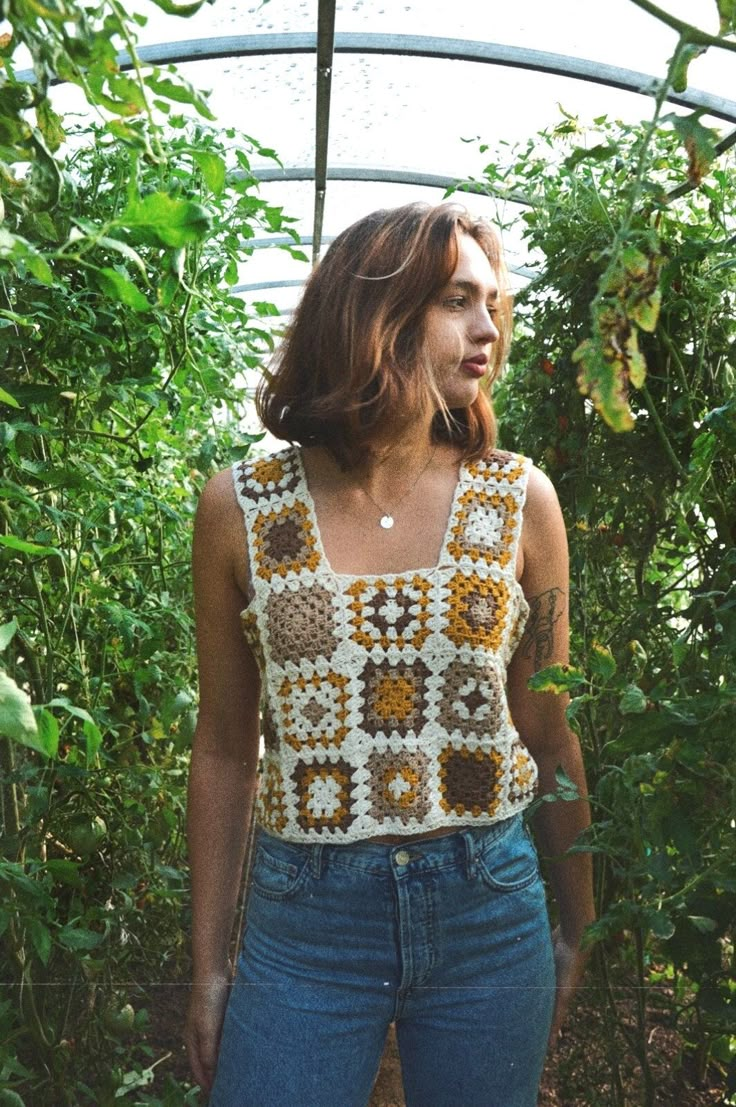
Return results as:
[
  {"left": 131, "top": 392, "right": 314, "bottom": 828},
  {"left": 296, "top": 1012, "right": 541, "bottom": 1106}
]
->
[
  {"left": 366, "top": 748, "right": 432, "bottom": 825},
  {"left": 438, "top": 743, "right": 504, "bottom": 818},
  {"left": 252, "top": 501, "right": 321, "bottom": 582},
  {"left": 266, "top": 582, "right": 338, "bottom": 666},
  {"left": 437, "top": 659, "right": 505, "bottom": 737}
]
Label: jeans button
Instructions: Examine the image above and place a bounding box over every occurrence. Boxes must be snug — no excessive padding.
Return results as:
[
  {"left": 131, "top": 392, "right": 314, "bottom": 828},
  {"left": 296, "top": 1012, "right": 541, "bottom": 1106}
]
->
[{"left": 395, "top": 849, "right": 411, "bottom": 866}]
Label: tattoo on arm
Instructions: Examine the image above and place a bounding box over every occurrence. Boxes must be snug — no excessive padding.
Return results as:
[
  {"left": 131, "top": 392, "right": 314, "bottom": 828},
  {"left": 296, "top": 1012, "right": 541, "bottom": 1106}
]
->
[{"left": 519, "top": 587, "right": 565, "bottom": 671}]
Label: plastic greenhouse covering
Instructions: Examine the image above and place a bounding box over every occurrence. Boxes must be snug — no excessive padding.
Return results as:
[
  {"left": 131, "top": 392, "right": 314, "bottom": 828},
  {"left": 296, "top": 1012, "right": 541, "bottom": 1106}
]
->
[{"left": 13, "top": 0, "right": 736, "bottom": 314}]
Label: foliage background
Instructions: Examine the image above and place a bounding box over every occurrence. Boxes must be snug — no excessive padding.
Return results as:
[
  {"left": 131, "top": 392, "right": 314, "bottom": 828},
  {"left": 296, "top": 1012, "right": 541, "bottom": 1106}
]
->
[{"left": 0, "top": 1, "right": 734, "bottom": 1104}]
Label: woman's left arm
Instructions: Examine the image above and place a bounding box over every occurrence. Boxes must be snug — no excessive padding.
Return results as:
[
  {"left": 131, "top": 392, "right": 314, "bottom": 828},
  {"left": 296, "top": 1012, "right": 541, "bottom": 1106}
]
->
[{"left": 506, "top": 464, "right": 595, "bottom": 1047}]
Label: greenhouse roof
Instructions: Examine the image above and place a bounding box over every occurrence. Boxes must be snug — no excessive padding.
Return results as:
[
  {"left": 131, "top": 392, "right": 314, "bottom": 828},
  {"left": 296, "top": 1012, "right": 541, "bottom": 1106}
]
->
[{"left": 13, "top": 0, "right": 736, "bottom": 314}]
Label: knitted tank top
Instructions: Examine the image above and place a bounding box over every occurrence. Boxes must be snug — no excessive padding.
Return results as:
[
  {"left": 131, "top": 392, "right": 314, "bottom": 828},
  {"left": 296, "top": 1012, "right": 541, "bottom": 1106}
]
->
[{"left": 232, "top": 443, "right": 538, "bottom": 843}]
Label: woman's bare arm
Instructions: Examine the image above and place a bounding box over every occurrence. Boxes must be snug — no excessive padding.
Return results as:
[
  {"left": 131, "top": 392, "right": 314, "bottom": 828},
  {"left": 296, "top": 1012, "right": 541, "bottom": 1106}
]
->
[
  {"left": 506, "top": 465, "right": 595, "bottom": 1041},
  {"left": 185, "top": 467, "right": 261, "bottom": 1089}
]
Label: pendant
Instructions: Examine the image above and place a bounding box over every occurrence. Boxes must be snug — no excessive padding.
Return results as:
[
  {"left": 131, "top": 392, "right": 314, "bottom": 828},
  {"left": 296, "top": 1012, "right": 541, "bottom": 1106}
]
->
[{"left": 380, "top": 514, "right": 394, "bottom": 529}]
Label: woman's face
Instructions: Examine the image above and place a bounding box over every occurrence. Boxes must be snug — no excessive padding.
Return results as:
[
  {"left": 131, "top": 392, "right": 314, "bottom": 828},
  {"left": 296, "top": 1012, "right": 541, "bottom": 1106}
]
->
[{"left": 421, "top": 233, "right": 500, "bottom": 409}]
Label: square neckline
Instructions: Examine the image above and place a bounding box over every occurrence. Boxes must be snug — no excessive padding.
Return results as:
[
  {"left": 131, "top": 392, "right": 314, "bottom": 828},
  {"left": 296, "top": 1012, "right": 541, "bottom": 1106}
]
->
[{"left": 293, "top": 443, "right": 468, "bottom": 581}]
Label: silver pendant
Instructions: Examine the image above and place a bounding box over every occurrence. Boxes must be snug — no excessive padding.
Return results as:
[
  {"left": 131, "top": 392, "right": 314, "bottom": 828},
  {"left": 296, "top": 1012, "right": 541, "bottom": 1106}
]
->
[{"left": 380, "top": 514, "right": 394, "bottom": 529}]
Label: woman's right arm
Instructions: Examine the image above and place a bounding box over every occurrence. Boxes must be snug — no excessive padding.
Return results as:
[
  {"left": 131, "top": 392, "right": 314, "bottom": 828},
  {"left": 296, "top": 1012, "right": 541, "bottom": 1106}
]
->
[{"left": 184, "top": 468, "right": 261, "bottom": 1093}]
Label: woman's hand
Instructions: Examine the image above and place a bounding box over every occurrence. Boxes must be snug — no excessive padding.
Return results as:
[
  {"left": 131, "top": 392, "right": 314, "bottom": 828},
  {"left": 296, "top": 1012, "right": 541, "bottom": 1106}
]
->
[
  {"left": 547, "top": 925, "right": 589, "bottom": 1050},
  {"left": 184, "top": 970, "right": 232, "bottom": 1094}
]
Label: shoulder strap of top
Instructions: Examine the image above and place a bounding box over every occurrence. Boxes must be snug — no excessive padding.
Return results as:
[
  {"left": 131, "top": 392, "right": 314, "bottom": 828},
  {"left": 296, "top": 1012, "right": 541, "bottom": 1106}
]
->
[
  {"left": 487, "top": 449, "right": 532, "bottom": 576},
  {"left": 231, "top": 445, "right": 311, "bottom": 599}
]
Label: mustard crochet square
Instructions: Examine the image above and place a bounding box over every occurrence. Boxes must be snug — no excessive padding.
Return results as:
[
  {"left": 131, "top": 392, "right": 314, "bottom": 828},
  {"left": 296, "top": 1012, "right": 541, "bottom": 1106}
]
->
[{"left": 444, "top": 571, "right": 509, "bottom": 651}]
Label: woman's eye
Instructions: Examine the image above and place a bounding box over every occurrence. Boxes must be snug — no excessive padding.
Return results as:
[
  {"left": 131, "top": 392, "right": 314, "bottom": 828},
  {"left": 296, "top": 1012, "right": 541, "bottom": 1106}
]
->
[{"left": 444, "top": 296, "right": 466, "bottom": 309}]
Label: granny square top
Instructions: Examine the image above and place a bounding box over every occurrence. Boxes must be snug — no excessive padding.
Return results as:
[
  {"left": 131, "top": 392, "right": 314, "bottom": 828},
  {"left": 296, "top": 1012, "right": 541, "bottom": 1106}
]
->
[{"left": 231, "top": 443, "right": 537, "bottom": 843}]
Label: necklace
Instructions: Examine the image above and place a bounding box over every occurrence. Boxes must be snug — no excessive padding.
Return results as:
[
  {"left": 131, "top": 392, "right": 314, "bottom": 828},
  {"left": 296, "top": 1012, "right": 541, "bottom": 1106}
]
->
[{"left": 359, "top": 445, "right": 437, "bottom": 530}]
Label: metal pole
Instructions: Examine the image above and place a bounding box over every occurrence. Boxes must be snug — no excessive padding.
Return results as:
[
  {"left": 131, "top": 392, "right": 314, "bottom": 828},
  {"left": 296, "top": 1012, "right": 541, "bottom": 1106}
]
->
[{"left": 313, "top": 0, "right": 337, "bottom": 266}]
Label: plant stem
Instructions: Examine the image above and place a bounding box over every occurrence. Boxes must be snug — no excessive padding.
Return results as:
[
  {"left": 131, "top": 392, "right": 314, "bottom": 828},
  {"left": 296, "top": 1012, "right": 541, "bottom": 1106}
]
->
[
  {"left": 639, "top": 384, "right": 687, "bottom": 477},
  {"left": 627, "top": 0, "right": 736, "bottom": 51},
  {"left": 633, "top": 926, "right": 656, "bottom": 1107},
  {"left": 29, "top": 563, "right": 55, "bottom": 702}
]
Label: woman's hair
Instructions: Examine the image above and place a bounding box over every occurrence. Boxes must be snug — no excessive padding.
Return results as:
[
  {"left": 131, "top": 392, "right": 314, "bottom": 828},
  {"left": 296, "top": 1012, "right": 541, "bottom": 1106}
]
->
[{"left": 255, "top": 201, "right": 513, "bottom": 469}]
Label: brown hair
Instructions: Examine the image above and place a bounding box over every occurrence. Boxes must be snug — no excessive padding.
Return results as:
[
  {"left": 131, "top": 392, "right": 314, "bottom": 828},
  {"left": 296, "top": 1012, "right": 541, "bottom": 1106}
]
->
[{"left": 255, "top": 201, "right": 513, "bottom": 469}]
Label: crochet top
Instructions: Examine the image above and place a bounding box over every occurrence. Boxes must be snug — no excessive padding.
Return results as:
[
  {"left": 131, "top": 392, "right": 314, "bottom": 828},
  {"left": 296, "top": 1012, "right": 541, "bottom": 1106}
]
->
[{"left": 232, "top": 443, "right": 538, "bottom": 843}]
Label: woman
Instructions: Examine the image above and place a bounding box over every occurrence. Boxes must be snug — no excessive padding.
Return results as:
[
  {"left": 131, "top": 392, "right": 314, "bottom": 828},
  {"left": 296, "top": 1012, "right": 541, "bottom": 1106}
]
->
[{"left": 184, "top": 202, "right": 594, "bottom": 1106}]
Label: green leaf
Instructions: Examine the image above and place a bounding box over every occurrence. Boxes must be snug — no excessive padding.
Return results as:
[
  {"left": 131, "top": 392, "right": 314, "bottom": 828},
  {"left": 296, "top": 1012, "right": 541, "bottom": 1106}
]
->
[
  {"left": 0, "top": 228, "right": 54, "bottom": 285},
  {"left": 24, "top": 252, "right": 54, "bottom": 285},
  {"left": 573, "top": 336, "right": 635, "bottom": 434},
  {"left": 45, "top": 859, "right": 83, "bottom": 888},
  {"left": 564, "top": 143, "right": 619, "bottom": 170},
  {"left": 84, "top": 718, "right": 102, "bottom": 765},
  {"left": 28, "top": 918, "right": 52, "bottom": 966},
  {"left": 36, "top": 99, "right": 65, "bottom": 151},
  {"left": 0, "top": 1087, "right": 27, "bottom": 1106},
  {"left": 717, "top": 0, "right": 736, "bottom": 33},
  {"left": 33, "top": 708, "right": 59, "bottom": 758},
  {"left": 527, "top": 664, "right": 587, "bottom": 694},
  {"left": 0, "top": 619, "right": 19, "bottom": 651},
  {"left": 554, "top": 766, "right": 581, "bottom": 800},
  {"left": 688, "top": 915, "right": 717, "bottom": 933},
  {"left": 0, "top": 669, "right": 38, "bottom": 747},
  {"left": 96, "top": 267, "right": 150, "bottom": 311},
  {"left": 145, "top": 72, "right": 215, "bottom": 121},
  {"left": 619, "top": 684, "right": 648, "bottom": 715},
  {"left": 671, "top": 634, "right": 689, "bottom": 669},
  {"left": 0, "top": 387, "right": 21, "bottom": 409},
  {"left": 191, "top": 150, "right": 226, "bottom": 196},
  {"left": 148, "top": 0, "right": 209, "bottom": 13},
  {"left": 662, "top": 111, "right": 719, "bottom": 185},
  {"left": 589, "top": 642, "right": 617, "bottom": 681},
  {"left": 57, "top": 924, "right": 105, "bottom": 951},
  {"left": 0, "top": 534, "right": 63, "bottom": 558},
  {"left": 48, "top": 697, "right": 95, "bottom": 725},
  {"left": 647, "top": 909, "right": 676, "bottom": 940},
  {"left": 668, "top": 42, "right": 707, "bottom": 94},
  {"left": 120, "top": 191, "right": 212, "bottom": 247},
  {"left": 97, "top": 236, "right": 149, "bottom": 281}
]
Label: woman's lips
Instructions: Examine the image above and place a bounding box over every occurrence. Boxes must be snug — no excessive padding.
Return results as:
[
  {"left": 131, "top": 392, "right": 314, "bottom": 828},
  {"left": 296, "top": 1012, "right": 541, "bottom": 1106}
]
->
[{"left": 462, "top": 356, "right": 488, "bottom": 377}]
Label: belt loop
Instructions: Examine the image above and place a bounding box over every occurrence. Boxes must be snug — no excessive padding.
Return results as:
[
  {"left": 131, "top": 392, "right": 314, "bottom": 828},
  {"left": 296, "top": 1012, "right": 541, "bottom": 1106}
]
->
[
  {"left": 461, "top": 830, "right": 476, "bottom": 880},
  {"left": 311, "top": 843, "right": 324, "bottom": 879}
]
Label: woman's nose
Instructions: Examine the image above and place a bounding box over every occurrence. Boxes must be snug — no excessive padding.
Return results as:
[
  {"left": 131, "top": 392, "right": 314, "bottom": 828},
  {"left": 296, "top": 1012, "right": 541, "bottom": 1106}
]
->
[{"left": 473, "top": 306, "right": 499, "bottom": 344}]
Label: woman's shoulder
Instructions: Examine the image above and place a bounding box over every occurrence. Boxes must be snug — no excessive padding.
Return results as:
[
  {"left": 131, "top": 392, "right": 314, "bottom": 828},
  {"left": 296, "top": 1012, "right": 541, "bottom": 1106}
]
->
[
  {"left": 195, "top": 466, "right": 245, "bottom": 552},
  {"left": 517, "top": 463, "right": 567, "bottom": 565},
  {"left": 523, "top": 462, "right": 561, "bottom": 514}
]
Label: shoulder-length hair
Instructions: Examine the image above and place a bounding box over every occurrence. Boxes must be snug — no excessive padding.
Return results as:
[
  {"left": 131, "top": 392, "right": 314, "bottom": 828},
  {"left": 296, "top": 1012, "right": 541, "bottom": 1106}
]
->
[{"left": 255, "top": 201, "right": 513, "bottom": 469}]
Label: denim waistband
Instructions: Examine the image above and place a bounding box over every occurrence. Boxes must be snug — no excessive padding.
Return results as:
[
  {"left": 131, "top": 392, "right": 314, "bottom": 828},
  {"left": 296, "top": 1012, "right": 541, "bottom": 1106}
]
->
[{"left": 253, "top": 813, "right": 526, "bottom": 880}]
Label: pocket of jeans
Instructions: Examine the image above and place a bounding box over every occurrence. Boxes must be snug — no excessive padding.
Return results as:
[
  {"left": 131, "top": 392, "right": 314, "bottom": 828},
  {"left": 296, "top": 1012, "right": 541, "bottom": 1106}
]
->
[
  {"left": 474, "top": 819, "right": 541, "bottom": 893},
  {"left": 250, "top": 843, "right": 310, "bottom": 901}
]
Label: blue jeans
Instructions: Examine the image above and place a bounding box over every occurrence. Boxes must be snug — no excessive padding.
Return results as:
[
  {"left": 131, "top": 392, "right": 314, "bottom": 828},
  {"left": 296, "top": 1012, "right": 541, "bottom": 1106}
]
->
[{"left": 210, "top": 814, "right": 555, "bottom": 1107}]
